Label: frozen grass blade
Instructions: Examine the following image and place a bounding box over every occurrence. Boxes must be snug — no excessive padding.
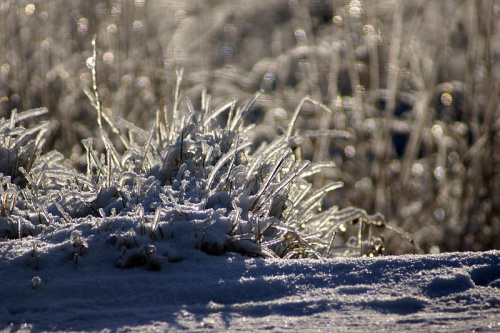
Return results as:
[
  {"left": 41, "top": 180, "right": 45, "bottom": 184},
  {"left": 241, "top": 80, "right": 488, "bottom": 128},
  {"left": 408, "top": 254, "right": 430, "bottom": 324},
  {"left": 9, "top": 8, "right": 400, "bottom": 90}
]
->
[
  {"left": 11, "top": 108, "right": 49, "bottom": 123},
  {"left": 299, "top": 161, "right": 336, "bottom": 178},
  {"left": 296, "top": 182, "right": 343, "bottom": 213},
  {"left": 285, "top": 96, "right": 332, "bottom": 140},
  {"left": 139, "top": 123, "right": 157, "bottom": 173},
  {"left": 206, "top": 139, "right": 252, "bottom": 190},
  {"left": 149, "top": 207, "right": 162, "bottom": 241},
  {"left": 255, "top": 160, "right": 310, "bottom": 214},
  {"left": 113, "top": 117, "right": 149, "bottom": 142},
  {"left": 302, "top": 129, "right": 353, "bottom": 139},
  {"left": 252, "top": 150, "right": 290, "bottom": 205},
  {"left": 229, "top": 90, "right": 264, "bottom": 132},
  {"left": 81, "top": 139, "right": 106, "bottom": 179},
  {"left": 100, "top": 128, "right": 123, "bottom": 172},
  {"left": 202, "top": 98, "right": 237, "bottom": 128},
  {"left": 89, "top": 35, "right": 102, "bottom": 129}
]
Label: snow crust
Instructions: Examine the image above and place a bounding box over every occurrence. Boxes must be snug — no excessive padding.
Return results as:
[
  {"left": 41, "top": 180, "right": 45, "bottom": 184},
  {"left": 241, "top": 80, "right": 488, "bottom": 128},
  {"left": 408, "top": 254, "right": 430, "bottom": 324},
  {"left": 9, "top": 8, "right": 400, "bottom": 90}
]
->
[{"left": 1, "top": 240, "right": 499, "bottom": 332}]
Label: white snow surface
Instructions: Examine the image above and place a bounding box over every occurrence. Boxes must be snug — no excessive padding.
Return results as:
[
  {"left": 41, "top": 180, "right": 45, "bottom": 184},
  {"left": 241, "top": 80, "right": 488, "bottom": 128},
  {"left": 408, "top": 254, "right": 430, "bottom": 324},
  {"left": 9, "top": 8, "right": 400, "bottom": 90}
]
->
[{"left": 1, "top": 234, "right": 500, "bottom": 332}]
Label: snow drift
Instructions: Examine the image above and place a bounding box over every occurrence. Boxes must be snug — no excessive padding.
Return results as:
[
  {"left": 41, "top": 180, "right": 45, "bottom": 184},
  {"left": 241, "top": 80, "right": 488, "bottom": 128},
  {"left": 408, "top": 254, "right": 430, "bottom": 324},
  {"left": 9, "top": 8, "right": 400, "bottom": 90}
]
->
[{"left": 1, "top": 245, "right": 499, "bottom": 332}]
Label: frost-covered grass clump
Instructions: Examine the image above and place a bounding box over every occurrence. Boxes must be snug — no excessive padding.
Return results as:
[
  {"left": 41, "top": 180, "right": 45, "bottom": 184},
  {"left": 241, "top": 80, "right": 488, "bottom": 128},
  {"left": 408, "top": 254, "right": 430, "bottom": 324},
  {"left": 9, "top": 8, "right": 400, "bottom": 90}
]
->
[{"left": 0, "top": 71, "right": 416, "bottom": 270}]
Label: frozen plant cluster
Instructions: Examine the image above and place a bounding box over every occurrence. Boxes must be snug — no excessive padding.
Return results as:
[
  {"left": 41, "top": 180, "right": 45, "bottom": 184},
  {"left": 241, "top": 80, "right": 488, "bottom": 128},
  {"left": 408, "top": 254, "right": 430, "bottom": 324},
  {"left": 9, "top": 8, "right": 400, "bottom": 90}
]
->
[{"left": 0, "top": 75, "right": 403, "bottom": 269}]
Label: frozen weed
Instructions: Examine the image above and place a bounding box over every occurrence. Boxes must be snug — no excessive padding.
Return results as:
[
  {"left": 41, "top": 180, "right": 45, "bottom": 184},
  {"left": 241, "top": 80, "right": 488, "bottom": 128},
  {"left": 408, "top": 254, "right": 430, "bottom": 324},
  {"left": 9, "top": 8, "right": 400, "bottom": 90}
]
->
[{"left": 0, "top": 63, "right": 418, "bottom": 269}]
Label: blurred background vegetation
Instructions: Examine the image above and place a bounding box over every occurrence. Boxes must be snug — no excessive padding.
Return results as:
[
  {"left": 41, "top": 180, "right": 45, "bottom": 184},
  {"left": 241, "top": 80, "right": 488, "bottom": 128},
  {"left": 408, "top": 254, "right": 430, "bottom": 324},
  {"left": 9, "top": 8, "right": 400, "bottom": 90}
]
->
[{"left": 1, "top": 0, "right": 499, "bottom": 254}]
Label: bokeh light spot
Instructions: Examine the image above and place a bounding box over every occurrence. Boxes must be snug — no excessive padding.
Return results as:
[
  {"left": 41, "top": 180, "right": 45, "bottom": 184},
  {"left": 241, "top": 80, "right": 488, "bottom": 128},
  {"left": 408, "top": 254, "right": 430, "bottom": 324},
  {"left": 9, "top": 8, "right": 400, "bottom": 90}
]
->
[
  {"left": 431, "top": 124, "right": 443, "bottom": 138},
  {"left": 136, "top": 76, "right": 151, "bottom": 88},
  {"left": 434, "top": 166, "right": 445, "bottom": 180},
  {"left": 363, "top": 24, "right": 375, "bottom": 34},
  {"left": 86, "top": 57, "right": 95, "bottom": 69},
  {"left": 294, "top": 29, "right": 307, "bottom": 41},
  {"left": 441, "top": 92, "right": 453, "bottom": 106},
  {"left": 121, "top": 74, "right": 133, "bottom": 86},
  {"left": 412, "top": 163, "right": 424, "bottom": 177},
  {"left": 103, "top": 52, "right": 114, "bottom": 65},
  {"left": 223, "top": 24, "right": 237, "bottom": 34},
  {"left": 77, "top": 17, "right": 88, "bottom": 35},
  {"left": 107, "top": 24, "right": 117, "bottom": 34},
  {"left": 364, "top": 118, "right": 376, "bottom": 132},
  {"left": 333, "top": 15, "right": 343, "bottom": 26},
  {"left": 221, "top": 45, "right": 233, "bottom": 57},
  {"left": 39, "top": 11, "right": 48, "bottom": 20},
  {"left": 355, "top": 85, "right": 366, "bottom": 94},
  {"left": 349, "top": 0, "right": 363, "bottom": 18},
  {"left": 112, "top": 3, "right": 122, "bottom": 16},
  {"left": 298, "top": 59, "right": 310, "bottom": 69},
  {"left": 41, "top": 38, "right": 53, "bottom": 50},
  {"left": 25, "top": 4, "right": 35, "bottom": 16},
  {"left": 264, "top": 73, "right": 275, "bottom": 84},
  {"left": 345, "top": 145, "right": 356, "bottom": 158},
  {"left": 1, "top": 63, "right": 10, "bottom": 78},
  {"left": 434, "top": 208, "right": 445, "bottom": 221},
  {"left": 133, "top": 20, "right": 144, "bottom": 31}
]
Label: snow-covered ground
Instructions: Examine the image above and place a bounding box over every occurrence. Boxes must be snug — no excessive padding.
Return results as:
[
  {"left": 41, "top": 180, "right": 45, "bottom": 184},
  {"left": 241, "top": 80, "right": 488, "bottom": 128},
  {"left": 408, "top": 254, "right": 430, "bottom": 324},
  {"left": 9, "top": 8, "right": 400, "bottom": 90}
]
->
[{"left": 2, "top": 237, "right": 499, "bottom": 332}]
